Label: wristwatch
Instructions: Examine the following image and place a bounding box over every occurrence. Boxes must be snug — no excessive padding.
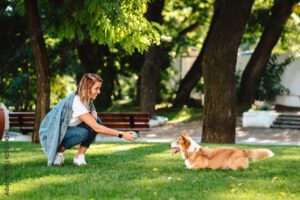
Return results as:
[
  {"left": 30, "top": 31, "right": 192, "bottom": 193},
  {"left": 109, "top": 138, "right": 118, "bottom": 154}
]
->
[{"left": 118, "top": 131, "right": 123, "bottom": 138}]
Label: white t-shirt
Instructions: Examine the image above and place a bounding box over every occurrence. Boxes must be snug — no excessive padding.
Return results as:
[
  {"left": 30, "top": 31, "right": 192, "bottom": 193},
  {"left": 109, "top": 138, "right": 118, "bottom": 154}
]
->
[{"left": 69, "top": 95, "right": 90, "bottom": 126}]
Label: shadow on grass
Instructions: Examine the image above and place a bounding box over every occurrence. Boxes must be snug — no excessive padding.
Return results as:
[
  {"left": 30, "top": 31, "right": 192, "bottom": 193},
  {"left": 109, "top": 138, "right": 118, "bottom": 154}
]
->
[{"left": 0, "top": 142, "right": 169, "bottom": 185}]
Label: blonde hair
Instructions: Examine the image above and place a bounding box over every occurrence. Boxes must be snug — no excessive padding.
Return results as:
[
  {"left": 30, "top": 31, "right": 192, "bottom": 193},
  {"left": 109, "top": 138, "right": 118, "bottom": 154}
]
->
[{"left": 76, "top": 73, "right": 102, "bottom": 102}]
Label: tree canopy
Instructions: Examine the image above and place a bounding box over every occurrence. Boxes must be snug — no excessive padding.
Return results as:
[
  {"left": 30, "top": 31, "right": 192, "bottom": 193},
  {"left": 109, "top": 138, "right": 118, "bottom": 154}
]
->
[{"left": 15, "top": 0, "right": 161, "bottom": 53}]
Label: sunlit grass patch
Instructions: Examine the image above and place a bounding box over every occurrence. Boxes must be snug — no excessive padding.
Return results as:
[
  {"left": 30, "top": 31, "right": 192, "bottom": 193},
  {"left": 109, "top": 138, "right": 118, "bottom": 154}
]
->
[{"left": 156, "top": 106, "right": 203, "bottom": 123}]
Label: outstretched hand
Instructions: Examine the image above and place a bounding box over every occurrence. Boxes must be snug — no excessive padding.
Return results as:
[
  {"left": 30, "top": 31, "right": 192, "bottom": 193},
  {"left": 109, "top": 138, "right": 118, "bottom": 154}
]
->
[{"left": 122, "top": 131, "right": 136, "bottom": 141}]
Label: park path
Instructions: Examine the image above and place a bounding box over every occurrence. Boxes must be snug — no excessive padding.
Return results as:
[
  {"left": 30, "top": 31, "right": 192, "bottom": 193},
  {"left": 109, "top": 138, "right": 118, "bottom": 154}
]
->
[
  {"left": 95, "top": 118, "right": 300, "bottom": 145},
  {"left": 5, "top": 118, "right": 300, "bottom": 145}
]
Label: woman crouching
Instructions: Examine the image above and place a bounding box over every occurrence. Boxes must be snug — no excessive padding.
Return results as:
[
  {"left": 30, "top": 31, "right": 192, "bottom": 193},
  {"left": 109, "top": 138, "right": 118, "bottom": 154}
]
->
[{"left": 39, "top": 73, "right": 134, "bottom": 166}]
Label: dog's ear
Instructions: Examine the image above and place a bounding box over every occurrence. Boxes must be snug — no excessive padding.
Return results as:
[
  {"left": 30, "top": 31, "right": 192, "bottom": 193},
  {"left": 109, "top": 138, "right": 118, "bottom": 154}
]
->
[
  {"left": 181, "top": 130, "right": 189, "bottom": 138},
  {"left": 180, "top": 130, "right": 191, "bottom": 147}
]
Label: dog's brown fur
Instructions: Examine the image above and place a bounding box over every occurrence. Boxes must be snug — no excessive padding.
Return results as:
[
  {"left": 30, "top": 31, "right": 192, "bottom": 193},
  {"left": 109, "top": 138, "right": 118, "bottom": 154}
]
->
[{"left": 171, "top": 131, "right": 274, "bottom": 170}]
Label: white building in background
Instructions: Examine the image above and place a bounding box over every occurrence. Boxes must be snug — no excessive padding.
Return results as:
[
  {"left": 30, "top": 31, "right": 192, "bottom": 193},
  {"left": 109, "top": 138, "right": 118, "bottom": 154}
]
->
[
  {"left": 173, "top": 48, "right": 300, "bottom": 108},
  {"left": 274, "top": 57, "right": 300, "bottom": 108}
]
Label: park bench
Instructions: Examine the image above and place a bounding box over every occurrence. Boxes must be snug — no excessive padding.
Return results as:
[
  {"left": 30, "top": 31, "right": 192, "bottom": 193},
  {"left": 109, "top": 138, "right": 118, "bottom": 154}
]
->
[{"left": 8, "top": 112, "right": 150, "bottom": 134}]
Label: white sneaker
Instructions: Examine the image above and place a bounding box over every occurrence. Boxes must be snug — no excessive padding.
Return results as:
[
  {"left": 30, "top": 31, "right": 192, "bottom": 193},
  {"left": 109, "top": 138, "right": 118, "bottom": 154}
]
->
[
  {"left": 73, "top": 154, "right": 87, "bottom": 166},
  {"left": 53, "top": 152, "right": 64, "bottom": 165}
]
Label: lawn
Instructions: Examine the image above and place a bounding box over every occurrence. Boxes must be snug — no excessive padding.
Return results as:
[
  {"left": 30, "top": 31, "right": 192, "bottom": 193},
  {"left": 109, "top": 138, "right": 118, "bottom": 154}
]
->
[
  {"left": 0, "top": 142, "right": 299, "bottom": 200},
  {"left": 105, "top": 100, "right": 203, "bottom": 123}
]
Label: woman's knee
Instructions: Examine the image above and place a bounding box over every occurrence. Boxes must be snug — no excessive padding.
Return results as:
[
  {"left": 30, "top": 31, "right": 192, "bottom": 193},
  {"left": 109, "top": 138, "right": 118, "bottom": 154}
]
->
[
  {"left": 81, "top": 131, "right": 97, "bottom": 148},
  {"left": 79, "top": 130, "right": 89, "bottom": 141}
]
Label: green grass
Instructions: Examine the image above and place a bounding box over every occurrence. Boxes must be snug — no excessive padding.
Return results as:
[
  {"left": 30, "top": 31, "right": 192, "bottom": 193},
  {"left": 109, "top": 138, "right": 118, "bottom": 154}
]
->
[
  {"left": 104, "top": 100, "right": 141, "bottom": 113},
  {"left": 106, "top": 100, "right": 203, "bottom": 123},
  {"left": 1, "top": 142, "right": 299, "bottom": 200},
  {"left": 156, "top": 106, "right": 202, "bottom": 123}
]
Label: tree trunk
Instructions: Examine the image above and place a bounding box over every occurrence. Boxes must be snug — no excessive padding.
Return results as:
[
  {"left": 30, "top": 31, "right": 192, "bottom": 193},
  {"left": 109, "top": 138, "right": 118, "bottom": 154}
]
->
[
  {"left": 172, "top": 9, "right": 218, "bottom": 108},
  {"left": 140, "top": 0, "right": 165, "bottom": 117},
  {"left": 25, "top": 0, "right": 50, "bottom": 144},
  {"left": 140, "top": 46, "right": 164, "bottom": 116},
  {"left": 238, "top": 0, "right": 297, "bottom": 106},
  {"left": 202, "top": 0, "right": 253, "bottom": 144}
]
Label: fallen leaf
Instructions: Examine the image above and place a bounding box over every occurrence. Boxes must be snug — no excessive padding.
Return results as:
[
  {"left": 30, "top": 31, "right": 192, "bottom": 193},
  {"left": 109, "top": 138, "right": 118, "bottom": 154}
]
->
[{"left": 272, "top": 176, "right": 278, "bottom": 182}]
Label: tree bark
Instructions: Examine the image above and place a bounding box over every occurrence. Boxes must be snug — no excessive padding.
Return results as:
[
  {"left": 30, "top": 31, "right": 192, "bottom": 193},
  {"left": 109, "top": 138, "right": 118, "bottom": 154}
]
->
[
  {"left": 140, "top": 0, "right": 165, "bottom": 116},
  {"left": 25, "top": 0, "right": 50, "bottom": 144},
  {"left": 238, "top": 0, "right": 297, "bottom": 106},
  {"left": 202, "top": 0, "right": 253, "bottom": 144},
  {"left": 140, "top": 46, "right": 164, "bottom": 116}
]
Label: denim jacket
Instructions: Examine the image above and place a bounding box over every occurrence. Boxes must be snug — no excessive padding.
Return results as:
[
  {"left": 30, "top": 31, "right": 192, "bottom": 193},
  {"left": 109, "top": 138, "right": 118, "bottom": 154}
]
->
[{"left": 39, "top": 92, "right": 97, "bottom": 166}]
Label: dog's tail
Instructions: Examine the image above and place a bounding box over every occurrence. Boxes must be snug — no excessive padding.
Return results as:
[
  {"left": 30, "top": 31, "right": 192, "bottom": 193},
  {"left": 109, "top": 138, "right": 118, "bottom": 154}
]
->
[{"left": 244, "top": 149, "right": 274, "bottom": 162}]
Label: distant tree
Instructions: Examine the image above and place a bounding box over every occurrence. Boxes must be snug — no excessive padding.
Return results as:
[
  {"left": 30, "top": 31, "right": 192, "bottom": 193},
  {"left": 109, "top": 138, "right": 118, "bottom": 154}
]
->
[
  {"left": 140, "top": 0, "right": 165, "bottom": 117},
  {"left": 238, "top": 0, "right": 299, "bottom": 106},
  {"left": 173, "top": 0, "right": 300, "bottom": 108},
  {"left": 172, "top": 4, "right": 214, "bottom": 108},
  {"left": 141, "top": 0, "right": 211, "bottom": 115}
]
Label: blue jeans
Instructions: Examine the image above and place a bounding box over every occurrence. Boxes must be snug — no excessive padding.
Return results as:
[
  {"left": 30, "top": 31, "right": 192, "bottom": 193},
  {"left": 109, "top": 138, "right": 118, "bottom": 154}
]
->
[{"left": 61, "top": 118, "right": 101, "bottom": 149}]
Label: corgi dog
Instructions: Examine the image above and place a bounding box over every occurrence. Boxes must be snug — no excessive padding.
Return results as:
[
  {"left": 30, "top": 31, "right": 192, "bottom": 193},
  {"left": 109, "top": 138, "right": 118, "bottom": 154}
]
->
[{"left": 170, "top": 131, "right": 274, "bottom": 170}]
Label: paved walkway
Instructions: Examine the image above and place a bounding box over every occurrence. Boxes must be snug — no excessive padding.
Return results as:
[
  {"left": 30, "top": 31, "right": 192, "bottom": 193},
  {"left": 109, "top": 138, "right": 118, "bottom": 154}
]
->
[
  {"left": 95, "top": 119, "right": 300, "bottom": 145},
  {"left": 4, "top": 119, "right": 300, "bottom": 145}
]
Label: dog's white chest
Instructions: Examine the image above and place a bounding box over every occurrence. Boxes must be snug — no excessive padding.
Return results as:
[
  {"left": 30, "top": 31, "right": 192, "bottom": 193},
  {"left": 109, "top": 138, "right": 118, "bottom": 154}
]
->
[{"left": 184, "top": 159, "right": 192, "bottom": 169}]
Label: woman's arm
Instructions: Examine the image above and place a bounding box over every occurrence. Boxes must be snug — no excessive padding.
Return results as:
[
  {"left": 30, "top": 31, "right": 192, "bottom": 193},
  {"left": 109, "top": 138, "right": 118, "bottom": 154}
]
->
[
  {"left": 79, "top": 113, "right": 134, "bottom": 141},
  {"left": 90, "top": 111, "right": 98, "bottom": 120}
]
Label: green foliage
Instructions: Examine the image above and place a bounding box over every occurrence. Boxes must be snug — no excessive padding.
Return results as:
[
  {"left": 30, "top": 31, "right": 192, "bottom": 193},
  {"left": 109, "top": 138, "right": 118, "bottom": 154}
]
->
[
  {"left": 256, "top": 54, "right": 294, "bottom": 102},
  {"left": 0, "top": 1, "right": 33, "bottom": 107},
  {"left": 156, "top": 0, "right": 212, "bottom": 106},
  {"left": 163, "top": 0, "right": 213, "bottom": 56},
  {"left": 0, "top": 2, "right": 83, "bottom": 110},
  {"left": 1, "top": 142, "right": 299, "bottom": 199},
  {"left": 50, "top": 75, "right": 77, "bottom": 107},
  {"left": 111, "top": 72, "right": 139, "bottom": 104},
  {"left": 250, "top": 100, "right": 274, "bottom": 111},
  {"left": 158, "top": 67, "right": 179, "bottom": 104},
  {"left": 276, "top": 11, "right": 300, "bottom": 53},
  {"left": 241, "top": 0, "right": 300, "bottom": 53},
  {"left": 156, "top": 106, "right": 203, "bottom": 122},
  {"left": 7, "top": 72, "right": 36, "bottom": 111},
  {"left": 241, "top": 0, "right": 273, "bottom": 51},
  {"left": 104, "top": 100, "right": 202, "bottom": 123},
  {"left": 16, "top": 0, "right": 160, "bottom": 53},
  {"left": 0, "top": 3, "right": 37, "bottom": 110},
  {"left": 3, "top": 0, "right": 299, "bottom": 113}
]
